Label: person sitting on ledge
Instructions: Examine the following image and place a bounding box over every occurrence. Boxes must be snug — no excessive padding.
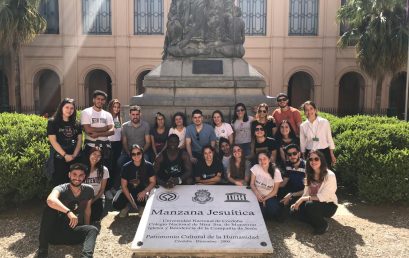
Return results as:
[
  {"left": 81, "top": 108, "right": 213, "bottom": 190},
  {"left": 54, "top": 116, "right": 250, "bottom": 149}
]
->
[
  {"left": 37, "top": 163, "right": 98, "bottom": 258},
  {"left": 154, "top": 134, "right": 193, "bottom": 188},
  {"left": 112, "top": 144, "right": 156, "bottom": 218},
  {"left": 291, "top": 150, "right": 338, "bottom": 235},
  {"left": 194, "top": 145, "right": 223, "bottom": 185}
]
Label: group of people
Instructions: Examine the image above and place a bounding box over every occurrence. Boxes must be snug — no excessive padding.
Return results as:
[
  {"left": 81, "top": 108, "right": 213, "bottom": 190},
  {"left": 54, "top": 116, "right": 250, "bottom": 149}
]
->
[{"left": 38, "top": 90, "right": 339, "bottom": 258}]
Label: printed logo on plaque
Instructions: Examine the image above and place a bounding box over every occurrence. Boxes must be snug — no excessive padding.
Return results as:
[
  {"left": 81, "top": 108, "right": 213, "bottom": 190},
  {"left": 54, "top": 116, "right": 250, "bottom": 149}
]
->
[
  {"left": 157, "top": 192, "right": 179, "bottom": 202},
  {"left": 225, "top": 192, "right": 250, "bottom": 202},
  {"left": 192, "top": 189, "right": 213, "bottom": 204}
]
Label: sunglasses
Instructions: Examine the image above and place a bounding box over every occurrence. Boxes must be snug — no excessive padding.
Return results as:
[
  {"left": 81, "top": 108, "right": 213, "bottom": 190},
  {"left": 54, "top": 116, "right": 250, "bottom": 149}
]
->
[
  {"left": 131, "top": 152, "right": 142, "bottom": 157},
  {"left": 287, "top": 151, "right": 298, "bottom": 157},
  {"left": 277, "top": 98, "right": 288, "bottom": 102},
  {"left": 255, "top": 127, "right": 264, "bottom": 132},
  {"left": 196, "top": 132, "right": 200, "bottom": 141},
  {"left": 236, "top": 108, "right": 245, "bottom": 112},
  {"left": 308, "top": 157, "right": 320, "bottom": 162},
  {"left": 233, "top": 148, "right": 242, "bottom": 153},
  {"left": 258, "top": 109, "right": 267, "bottom": 113}
]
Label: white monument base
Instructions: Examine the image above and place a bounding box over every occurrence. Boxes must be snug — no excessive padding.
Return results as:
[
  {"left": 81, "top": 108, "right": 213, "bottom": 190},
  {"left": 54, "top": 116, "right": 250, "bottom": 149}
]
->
[{"left": 132, "top": 185, "right": 273, "bottom": 256}]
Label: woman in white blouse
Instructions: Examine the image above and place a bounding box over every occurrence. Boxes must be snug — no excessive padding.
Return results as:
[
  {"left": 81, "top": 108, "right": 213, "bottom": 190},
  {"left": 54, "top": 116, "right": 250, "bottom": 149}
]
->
[
  {"left": 300, "top": 101, "right": 336, "bottom": 167},
  {"left": 291, "top": 150, "right": 338, "bottom": 235},
  {"left": 168, "top": 112, "right": 187, "bottom": 149}
]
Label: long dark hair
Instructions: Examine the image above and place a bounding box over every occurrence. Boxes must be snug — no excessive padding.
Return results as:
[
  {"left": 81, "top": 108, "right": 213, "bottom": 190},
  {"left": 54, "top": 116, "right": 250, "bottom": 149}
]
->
[
  {"left": 108, "top": 99, "right": 122, "bottom": 124},
  {"left": 154, "top": 112, "right": 166, "bottom": 129},
  {"left": 52, "top": 98, "right": 77, "bottom": 125},
  {"left": 130, "top": 144, "right": 148, "bottom": 178},
  {"left": 306, "top": 150, "right": 328, "bottom": 185},
  {"left": 257, "top": 151, "right": 276, "bottom": 179},
  {"left": 212, "top": 110, "right": 225, "bottom": 126},
  {"left": 87, "top": 147, "right": 104, "bottom": 179},
  {"left": 229, "top": 144, "right": 246, "bottom": 180},
  {"left": 274, "top": 120, "right": 297, "bottom": 141},
  {"left": 171, "top": 112, "right": 187, "bottom": 128},
  {"left": 232, "top": 103, "right": 249, "bottom": 123}
]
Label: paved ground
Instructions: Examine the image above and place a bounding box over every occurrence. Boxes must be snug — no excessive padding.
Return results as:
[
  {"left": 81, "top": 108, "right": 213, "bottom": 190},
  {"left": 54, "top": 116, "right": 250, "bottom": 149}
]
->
[{"left": 1, "top": 195, "right": 408, "bottom": 258}]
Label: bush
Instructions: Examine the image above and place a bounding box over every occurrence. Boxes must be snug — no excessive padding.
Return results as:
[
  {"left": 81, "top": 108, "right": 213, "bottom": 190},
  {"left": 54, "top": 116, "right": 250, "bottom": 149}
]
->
[
  {"left": 334, "top": 122, "right": 409, "bottom": 203},
  {"left": 0, "top": 113, "right": 49, "bottom": 208}
]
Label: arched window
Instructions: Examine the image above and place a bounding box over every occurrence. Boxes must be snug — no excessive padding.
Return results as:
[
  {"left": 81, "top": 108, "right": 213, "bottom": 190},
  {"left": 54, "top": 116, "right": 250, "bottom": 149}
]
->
[
  {"left": 85, "top": 69, "right": 112, "bottom": 106},
  {"left": 34, "top": 69, "right": 61, "bottom": 116},
  {"left": 289, "top": 0, "right": 319, "bottom": 36},
  {"left": 288, "top": 71, "right": 314, "bottom": 108},
  {"left": 134, "top": 0, "right": 164, "bottom": 35},
  {"left": 136, "top": 70, "right": 151, "bottom": 95},
  {"left": 238, "top": 0, "right": 267, "bottom": 35},
  {"left": 338, "top": 72, "right": 365, "bottom": 116},
  {"left": 0, "top": 70, "right": 9, "bottom": 112},
  {"left": 389, "top": 72, "right": 407, "bottom": 120}
]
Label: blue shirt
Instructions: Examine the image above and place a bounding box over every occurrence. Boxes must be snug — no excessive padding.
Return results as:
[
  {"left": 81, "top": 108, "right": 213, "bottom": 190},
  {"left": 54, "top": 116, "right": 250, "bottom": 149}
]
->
[
  {"left": 186, "top": 123, "right": 217, "bottom": 154},
  {"left": 283, "top": 159, "right": 306, "bottom": 193}
]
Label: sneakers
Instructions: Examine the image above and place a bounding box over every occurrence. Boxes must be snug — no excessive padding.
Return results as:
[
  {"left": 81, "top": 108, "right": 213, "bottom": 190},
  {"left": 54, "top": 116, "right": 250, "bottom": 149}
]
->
[
  {"left": 313, "top": 223, "right": 329, "bottom": 235},
  {"left": 105, "top": 190, "right": 114, "bottom": 200},
  {"left": 119, "top": 205, "right": 130, "bottom": 218}
]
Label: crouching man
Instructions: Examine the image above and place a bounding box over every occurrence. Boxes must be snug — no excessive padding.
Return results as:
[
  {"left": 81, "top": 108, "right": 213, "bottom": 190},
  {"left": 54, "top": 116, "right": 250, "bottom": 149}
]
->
[{"left": 37, "top": 163, "right": 98, "bottom": 258}]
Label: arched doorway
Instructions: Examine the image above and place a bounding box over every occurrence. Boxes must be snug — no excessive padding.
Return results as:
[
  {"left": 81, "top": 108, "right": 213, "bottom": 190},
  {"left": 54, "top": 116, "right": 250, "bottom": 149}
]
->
[
  {"left": 136, "top": 70, "right": 151, "bottom": 95},
  {"left": 85, "top": 69, "right": 112, "bottom": 106},
  {"left": 35, "top": 69, "right": 61, "bottom": 116},
  {"left": 338, "top": 72, "right": 365, "bottom": 116},
  {"left": 288, "top": 71, "right": 314, "bottom": 109},
  {"left": 0, "top": 70, "right": 9, "bottom": 112},
  {"left": 389, "top": 72, "right": 407, "bottom": 120}
]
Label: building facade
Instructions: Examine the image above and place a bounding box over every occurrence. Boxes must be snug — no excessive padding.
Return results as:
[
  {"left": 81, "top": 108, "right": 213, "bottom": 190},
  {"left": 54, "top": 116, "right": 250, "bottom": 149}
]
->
[{"left": 0, "top": 0, "right": 407, "bottom": 118}]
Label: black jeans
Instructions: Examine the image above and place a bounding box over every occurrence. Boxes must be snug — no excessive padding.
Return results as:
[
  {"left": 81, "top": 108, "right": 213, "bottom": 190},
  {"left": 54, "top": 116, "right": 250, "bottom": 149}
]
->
[
  {"left": 112, "top": 188, "right": 146, "bottom": 210},
  {"left": 52, "top": 156, "right": 81, "bottom": 187},
  {"left": 298, "top": 201, "right": 338, "bottom": 231},
  {"left": 39, "top": 206, "right": 98, "bottom": 258},
  {"left": 109, "top": 141, "right": 122, "bottom": 190},
  {"left": 91, "top": 198, "right": 104, "bottom": 222}
]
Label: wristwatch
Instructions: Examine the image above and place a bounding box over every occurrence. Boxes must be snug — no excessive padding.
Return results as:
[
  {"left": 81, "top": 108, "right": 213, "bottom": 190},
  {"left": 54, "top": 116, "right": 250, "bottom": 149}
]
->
[{"left": 65, "top": 210, "right": 71, "bottom": 215}]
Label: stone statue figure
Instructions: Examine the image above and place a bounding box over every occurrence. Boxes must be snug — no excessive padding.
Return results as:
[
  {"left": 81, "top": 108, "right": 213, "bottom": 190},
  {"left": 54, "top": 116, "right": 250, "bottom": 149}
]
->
[{"left": 163, "top": 0, "right": 246, "bottom": 59}]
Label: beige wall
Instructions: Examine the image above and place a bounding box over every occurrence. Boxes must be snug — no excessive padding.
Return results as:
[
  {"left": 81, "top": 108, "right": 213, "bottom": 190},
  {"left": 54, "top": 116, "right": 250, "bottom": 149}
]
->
[{"left": 2, "top": 0, "right": 399, "bottom": 112}]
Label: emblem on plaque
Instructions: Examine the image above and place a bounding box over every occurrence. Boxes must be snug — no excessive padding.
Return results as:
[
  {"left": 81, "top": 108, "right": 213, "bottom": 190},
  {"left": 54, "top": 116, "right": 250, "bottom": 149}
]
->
[
  {"left": 225, "top": 192, "right": 249, "bottom": 202},
  {"left": 157, "top": 192, "right": 179, "bottom": 202},
  {"left": 192, "top": 189, "right": 213, "bottom": 204}
]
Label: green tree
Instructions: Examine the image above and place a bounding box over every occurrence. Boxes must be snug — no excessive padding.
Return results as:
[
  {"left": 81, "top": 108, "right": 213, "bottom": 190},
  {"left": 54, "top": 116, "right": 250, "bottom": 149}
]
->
[
  {"left": 337, "top": 0, "right": 408, "bottom": 112},
  {"left": 0, "top": 0, "right": 46, "bottom": 113}
]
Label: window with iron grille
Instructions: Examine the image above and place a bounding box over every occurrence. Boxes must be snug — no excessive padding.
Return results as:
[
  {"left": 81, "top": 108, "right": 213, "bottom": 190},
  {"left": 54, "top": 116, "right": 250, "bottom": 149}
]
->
[
  {"left": 82, "top": 0, "right": 111, "bottom": 35},
  {"left": 134, "top": 0, "right": 164, "bottom": 35},
  {"left": 289, "top": 0, "right": 319, "bottom": 36},
  {"left": 39, "top": 0, "right": 59, "bottom": 34},
  {"left": 238, "top": 0, "right": 267, "bottom": 36}
]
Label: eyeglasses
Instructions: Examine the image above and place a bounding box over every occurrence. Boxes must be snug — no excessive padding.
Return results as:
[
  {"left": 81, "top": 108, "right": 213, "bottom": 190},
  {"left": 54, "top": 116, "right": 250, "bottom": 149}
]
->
[
  {"left": 236, "top": 108, "right": 245, "bottom": 112},
  {"left": 258, "top": 109, "right": 267, "bottom": 113},
  {"left": 277, "top": 98, "right": 288, "bottom": 102},
  {"left": 287, "top": 151, "right": 298, "bottom": 157},
  {"left": 255, "top": 127, "right": 264, "bottom": 132},
  {"left": 131, "top": 152, "right": 142, "bottom": 157},
  {"left": 308, "top": 157, "right": 320, "bottom": 162}
]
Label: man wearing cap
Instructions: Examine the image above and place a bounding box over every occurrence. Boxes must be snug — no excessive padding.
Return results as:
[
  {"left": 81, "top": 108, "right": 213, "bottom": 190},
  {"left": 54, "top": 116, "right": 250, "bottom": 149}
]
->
[{"left": 272, "top": 93, "right": 302, "bottom": 137}]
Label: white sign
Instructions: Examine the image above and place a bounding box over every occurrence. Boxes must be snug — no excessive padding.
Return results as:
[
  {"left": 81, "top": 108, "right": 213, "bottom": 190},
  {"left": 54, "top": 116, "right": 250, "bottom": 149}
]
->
[{"left": 132, "top": 185, "right": 273, "bottom": 256}]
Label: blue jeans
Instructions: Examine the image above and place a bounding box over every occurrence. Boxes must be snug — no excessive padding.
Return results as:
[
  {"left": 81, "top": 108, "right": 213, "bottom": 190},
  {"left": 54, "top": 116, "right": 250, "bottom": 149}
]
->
[{"left": 259, "top": 196, "right": 281, "bottom": 219}]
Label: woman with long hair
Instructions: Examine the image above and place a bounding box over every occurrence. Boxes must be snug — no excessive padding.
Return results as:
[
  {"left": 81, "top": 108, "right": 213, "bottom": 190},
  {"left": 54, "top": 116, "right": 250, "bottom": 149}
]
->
[
  {"left": 251, "top": 103, "right": 276, "bottom": 138},
  {"left": 194, "top": 145, "right": 223, "bottom": 185},
  {"left": 168, "top": 112, "right": 187, "bottom": 149},
  {"left": 106, "top": 99, "right": 122, "bottom": 198},
  {"left": 84, "top": 147, "right": 109, "bottom": 222},
  {"left": 212, "top": 110, "right": 234, "bottom": 149},
  {"left": 291, "top": 150, "right": 338, "bottom": 234},
  {"left": 274, "top": 120, "right": 299, "bottom": 167},
  {"left": 227, "top": 145, "right": 250, "bottom": 186},
  {"left": 300, "top": 100, "right": 336, "bottom": 167},
  {"left": 231, "top": 103, "right": 253, "bottom": 157},
  {"left": 112, "top": 144, "right": 156, "bottom": 218},
  {"left": 47, "top": 98, "right": 82, "bottom": 186},
  {"left": 150, "top": 112, "right": 169, "bottom": 158},
  {"left": 251, "top": 123, "right": 278, "bottom": 165},
  {"left": 250, "top": 151, "right": 283, "bottom": 220}
]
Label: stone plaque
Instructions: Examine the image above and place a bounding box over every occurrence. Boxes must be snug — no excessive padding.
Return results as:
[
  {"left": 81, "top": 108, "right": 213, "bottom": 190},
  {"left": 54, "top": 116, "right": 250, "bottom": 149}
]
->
[
  {"left": 132, "top": 185, "right": 273, "bottom": 256},
  {"left": 192, "top": 60, "right": 223, "bottom": 74}
]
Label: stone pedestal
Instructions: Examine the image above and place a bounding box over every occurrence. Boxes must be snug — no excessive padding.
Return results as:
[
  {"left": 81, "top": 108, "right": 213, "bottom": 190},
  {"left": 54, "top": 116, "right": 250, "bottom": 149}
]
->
[{"left": 130, "top": 58, "right": 274, "bottom": 123}]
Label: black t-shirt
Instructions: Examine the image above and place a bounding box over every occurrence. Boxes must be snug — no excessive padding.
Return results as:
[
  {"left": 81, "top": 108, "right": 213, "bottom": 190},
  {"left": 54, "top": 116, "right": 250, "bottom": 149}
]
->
[
  {"left": 194, "top": 159, "right": 223, "bottom": 180},
  {"left": 121, "top": 161, "right": 155, "bottom": 192},
  {"left": 157, "top": 151, "right": 185, "bottom": 181},
  {"left": 251, "top": 119, "right": 276, "bottom": 138},
  {"left": 150, "top": 127, "right": 169, "bottom": 153},
  {"left": 47, "top": 118, "right": 81, "bottom": 154},
  {"left": 254, "top": 137, "right": 279, "bottom": 155}
]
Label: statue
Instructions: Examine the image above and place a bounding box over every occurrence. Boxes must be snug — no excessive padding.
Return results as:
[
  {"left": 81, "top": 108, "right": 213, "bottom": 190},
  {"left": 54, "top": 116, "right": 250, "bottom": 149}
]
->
[{"left": 163, "top": 0, "right": 246, "bottom": 59}]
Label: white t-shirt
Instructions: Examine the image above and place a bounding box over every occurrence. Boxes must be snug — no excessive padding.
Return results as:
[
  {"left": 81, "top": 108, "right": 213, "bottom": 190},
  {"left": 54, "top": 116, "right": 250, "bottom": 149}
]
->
[
  {"left": 251, "top": 164, "right": 283, "bottom": 196},
  {"left": 214, "top": 123, "right": 234, "bottom": 141},
  {"left": 80, "top": 107, "right": 114, "bottom": 144},
  {"left": 109, "top": 116, "right": 122, "bottom": 142},
  {"left": 169, "top": 127, "right": 186, "bottom": 148},
  {"left": 232, "top": 116, "right": 254, "bottom": 144},
  {"left": 84, "top": 166, "right": 110, "bottom": 196}
]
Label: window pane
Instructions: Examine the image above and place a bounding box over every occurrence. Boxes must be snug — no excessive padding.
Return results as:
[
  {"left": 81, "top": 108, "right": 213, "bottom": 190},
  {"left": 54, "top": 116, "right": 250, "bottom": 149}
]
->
[
  {"left": 289, "top": 0, "right": 319, "bottom": 36},
  {"left": 82, "top": 0, "right": 112, "bottom": 35},
  {"left": 238, "top": 0, "right": 267, "bottom": 36},
  {"left": 39, "top": 0, "right": 59, "bottom": 34},
  {"left": 135, "top": 0, "right": 164, "bottom": 35}
]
